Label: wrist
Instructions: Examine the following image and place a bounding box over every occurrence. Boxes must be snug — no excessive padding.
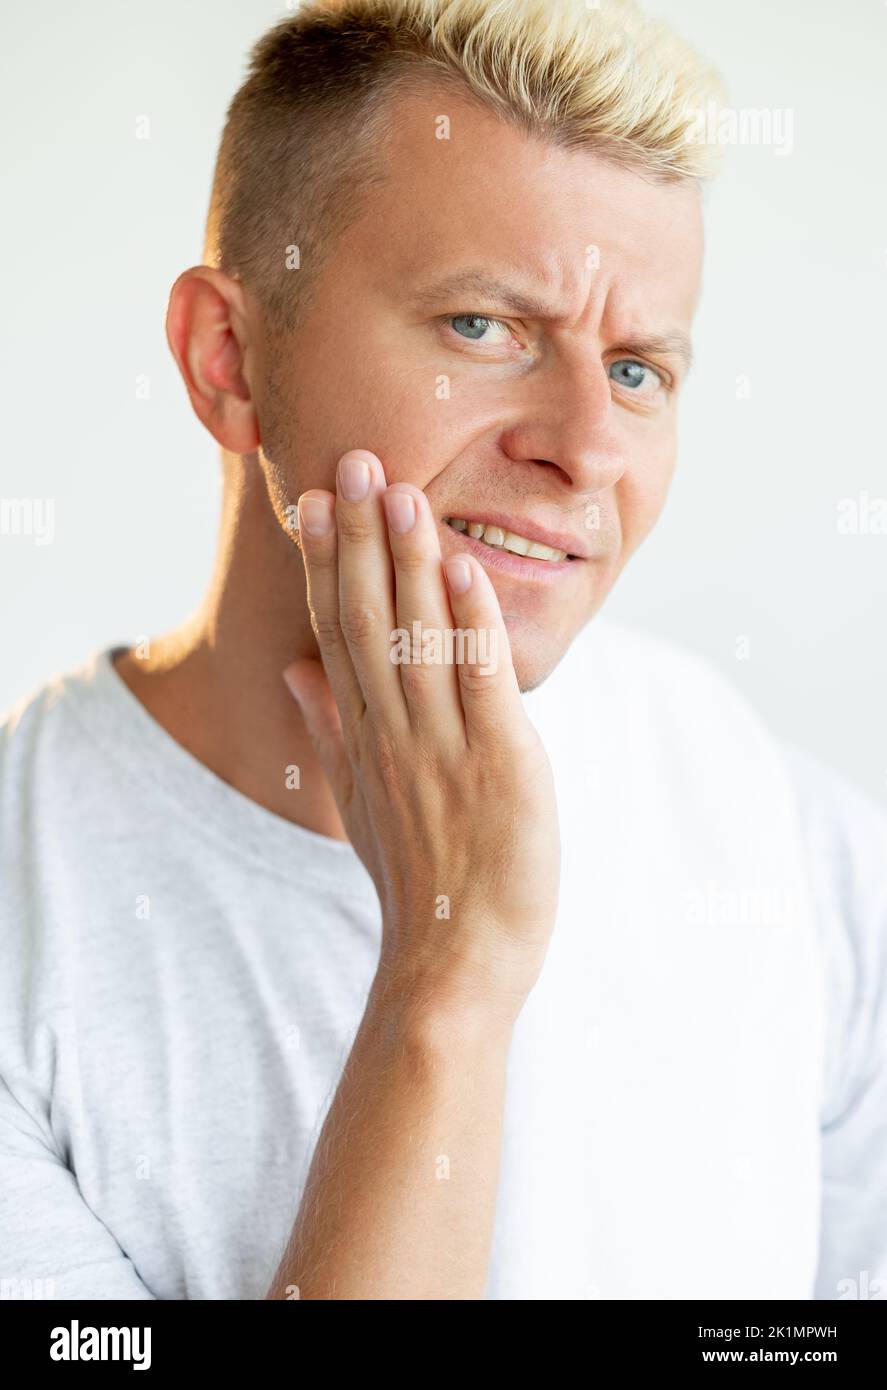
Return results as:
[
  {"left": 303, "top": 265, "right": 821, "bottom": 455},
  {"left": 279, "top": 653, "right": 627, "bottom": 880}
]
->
[{"left": 365, "top": 963, "right": 518, "bottom": 1058}]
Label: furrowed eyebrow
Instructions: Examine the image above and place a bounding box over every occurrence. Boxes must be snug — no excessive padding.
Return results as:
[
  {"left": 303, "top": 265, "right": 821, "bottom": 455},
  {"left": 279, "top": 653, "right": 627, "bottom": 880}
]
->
[
  {"left": 407, "top": 270, "right": 562, "bottom": 322},
  {"left": 408, "top": 270, "right": 694, "bottom": 369},
  {"left": 617, "top": 333, "right": 694, "bottom": 371}
]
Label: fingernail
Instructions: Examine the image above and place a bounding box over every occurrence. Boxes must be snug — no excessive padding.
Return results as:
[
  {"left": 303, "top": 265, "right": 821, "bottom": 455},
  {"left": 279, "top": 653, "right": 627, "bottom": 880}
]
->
[
  {"left": 299, "top": 495, "right": 333, "bottom": 536},
  {"left": 338, "top": 454, "right": 371, "bottom": 501},
  {"left": 444, "top": 556, "right": 473, "bottom": 593},
  {"left": 383, "top": 489, "right": 416, "bottom": 534}
]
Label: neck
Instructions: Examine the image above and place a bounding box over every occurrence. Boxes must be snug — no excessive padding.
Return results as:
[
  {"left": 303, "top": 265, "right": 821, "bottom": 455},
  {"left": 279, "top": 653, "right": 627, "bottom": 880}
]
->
[{"left": 113, "top": 452, "right": 349, "bottom": 842}]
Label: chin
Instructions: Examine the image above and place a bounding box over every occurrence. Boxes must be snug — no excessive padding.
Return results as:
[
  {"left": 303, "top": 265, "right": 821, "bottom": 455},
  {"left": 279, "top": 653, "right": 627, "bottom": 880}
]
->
[
  {"left": 506, "top": 620, "right": 571, "bottom": 694},
  {"left": 506, "top": 593, "right": 610, "bottom": 692}
]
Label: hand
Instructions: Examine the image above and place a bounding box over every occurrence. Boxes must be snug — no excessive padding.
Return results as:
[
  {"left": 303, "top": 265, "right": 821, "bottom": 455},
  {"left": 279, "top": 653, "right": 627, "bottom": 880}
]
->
[{"left": 283, "top": 450, "right": 561, "bottom": 1028}]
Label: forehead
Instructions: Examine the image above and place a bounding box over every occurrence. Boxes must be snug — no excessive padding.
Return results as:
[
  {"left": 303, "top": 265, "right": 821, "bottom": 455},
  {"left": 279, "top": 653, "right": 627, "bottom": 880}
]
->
[{"left": 342, "top": 80, "right": 704, "bottom": 327}]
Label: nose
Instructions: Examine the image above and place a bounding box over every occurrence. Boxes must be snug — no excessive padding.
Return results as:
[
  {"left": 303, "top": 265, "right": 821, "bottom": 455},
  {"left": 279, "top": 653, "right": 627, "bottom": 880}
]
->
[{"left": 498, "top": 357, "right": 625, "bottom": 494}]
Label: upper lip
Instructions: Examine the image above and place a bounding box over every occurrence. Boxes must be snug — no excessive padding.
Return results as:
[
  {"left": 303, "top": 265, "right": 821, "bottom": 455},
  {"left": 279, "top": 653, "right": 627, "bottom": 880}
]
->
[{"left": 442, "top": 510, "right": 591, "bottom": 560}]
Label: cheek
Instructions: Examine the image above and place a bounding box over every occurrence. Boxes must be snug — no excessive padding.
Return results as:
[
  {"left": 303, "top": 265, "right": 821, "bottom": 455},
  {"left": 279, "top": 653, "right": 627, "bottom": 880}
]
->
[
  {"left": 339, "top": 394, "right": 473, "bottom": 493},
  {"left": 255, "top": 370, "right": 423, "bottom": 492},
  {"left": 616, "top": 438, "right": 677, "bottom": 543},
  {"left": 288, "top": 351, "right": 471, "bottom": 490}
]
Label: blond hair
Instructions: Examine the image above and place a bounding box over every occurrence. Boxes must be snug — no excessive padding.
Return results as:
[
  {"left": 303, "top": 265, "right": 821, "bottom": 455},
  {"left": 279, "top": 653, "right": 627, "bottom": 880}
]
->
[{"left": 205, "top": 0, "right": 725, "bottom": 331}]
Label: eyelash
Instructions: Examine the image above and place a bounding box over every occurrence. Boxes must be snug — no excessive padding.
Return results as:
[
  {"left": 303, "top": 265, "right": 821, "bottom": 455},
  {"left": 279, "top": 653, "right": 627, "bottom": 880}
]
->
[
  {"left": 441, "top": 314, "right": 515, "bottom": 349},
  {"left": 440, "top": 314, "right": 673, "bottom": 393}
]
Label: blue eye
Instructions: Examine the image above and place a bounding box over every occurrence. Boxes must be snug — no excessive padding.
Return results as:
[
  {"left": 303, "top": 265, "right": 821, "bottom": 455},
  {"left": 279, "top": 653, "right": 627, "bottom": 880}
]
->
[
  {"left": 450, "top": 314, "right": 511, "bottom": 344},
  {"left": 608, "top": 359, "right": 662, "bottom": 394}
]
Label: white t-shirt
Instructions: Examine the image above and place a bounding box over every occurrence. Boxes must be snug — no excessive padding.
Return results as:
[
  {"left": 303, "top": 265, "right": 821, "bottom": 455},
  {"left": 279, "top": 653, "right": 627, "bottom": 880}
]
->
[{"left": 0, "top": 617, "right": 884, "bottom": 1300}]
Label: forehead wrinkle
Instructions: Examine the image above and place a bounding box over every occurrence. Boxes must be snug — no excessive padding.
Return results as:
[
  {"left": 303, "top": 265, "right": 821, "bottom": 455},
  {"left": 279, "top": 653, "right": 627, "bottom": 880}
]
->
[
  {"left": 405, "top": 268, "right": 576, "bottom": 323},
  {"left": 600, "top": 279, "right": 694, "bottom": 368}
]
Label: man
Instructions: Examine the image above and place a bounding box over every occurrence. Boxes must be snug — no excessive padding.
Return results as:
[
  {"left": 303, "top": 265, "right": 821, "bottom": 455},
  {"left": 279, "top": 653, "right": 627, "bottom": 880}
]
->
[{"left": 1, "top": 0, "right": 885, "bottom": 1301}]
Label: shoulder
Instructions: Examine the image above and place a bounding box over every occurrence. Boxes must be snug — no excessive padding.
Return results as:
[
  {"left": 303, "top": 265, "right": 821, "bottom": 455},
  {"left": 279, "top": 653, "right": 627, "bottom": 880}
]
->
[
  {"left": 580, "top": 615, "right": 758, "bottom": 697},
  {"left": 0, "top": 649, "right": 127, "bottom": 1078},
  {"left": 0, "top": 647, "right": 125, "bottom": 911},
  {"left": 780, "top": 741, "right": 887, "bottom": 881},
  {"left": 585, "top": 622, "right": 887, "bottom": 903},
  {"left": 574, "top": 615, "right": 780, "bottom": 751},
  {"left": 580, "top": 619, "right": 887, "bottom": 850},
  {"left": 0, "top": 649, "right": 113, "bottom": 775},
  {"left": 0, "top": 648, "right": 117, "bottom": 927}
]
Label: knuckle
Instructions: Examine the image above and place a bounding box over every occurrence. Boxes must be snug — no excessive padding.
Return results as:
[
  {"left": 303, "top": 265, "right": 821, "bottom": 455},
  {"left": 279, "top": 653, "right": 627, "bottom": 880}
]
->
[
  {"left": 339, "top": 598, "right": 384, "bottom": 650},
  {"left": 309, "top": 610, "right": 345, "bottom": 650},
  {"left": 458, "top": 663, "right": 500, "bottom": 698},
  {"left": 370, "top": 725, "right": 402, "bottom": 791},
  {"left": 302, "top": 535, "right": 336, "bottom": 566},
  {"left": 414, "top": 737, "right": 446, "bottom": 785},
  {"left": 391, "top": 545, "right": 426, "bottom": 576},
  {"left": 398, "top": 658, "right": 439, "bottom": 700},
  {"left": 335, "top": 508, "right": 376, "bottom": 545}
]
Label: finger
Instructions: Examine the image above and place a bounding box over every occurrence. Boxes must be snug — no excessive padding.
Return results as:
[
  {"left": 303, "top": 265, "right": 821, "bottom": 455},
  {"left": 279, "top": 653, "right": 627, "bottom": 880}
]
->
[
  {"left": 334, "top": 450, "right": 408, "bottom": 726},
  {"left": 297, "top": 488, "right": 365, "bottom": 747},
  {"left": 441, "top": 551, "right": 526, "bottom": 748},
  {"left": 282, "top": 657, "right": 355, "bottom": 811},
  {"left": 381, "top": 483, "right": 464, "bottom": 737}
]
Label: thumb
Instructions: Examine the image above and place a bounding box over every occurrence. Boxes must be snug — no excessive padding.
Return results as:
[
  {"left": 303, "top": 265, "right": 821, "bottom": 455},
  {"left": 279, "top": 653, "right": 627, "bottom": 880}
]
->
[{"left": 282, "top": 657, "right": 354, "bottom": 808}]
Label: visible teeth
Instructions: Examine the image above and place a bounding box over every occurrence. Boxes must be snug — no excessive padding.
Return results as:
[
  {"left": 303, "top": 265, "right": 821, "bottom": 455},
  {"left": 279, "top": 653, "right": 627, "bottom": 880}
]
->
[
  {"left": 504, "top": 533, "right": 530, "bottom": 556},
  {"left": 445, "top": 518, "right": 567, "bottom": 562}
]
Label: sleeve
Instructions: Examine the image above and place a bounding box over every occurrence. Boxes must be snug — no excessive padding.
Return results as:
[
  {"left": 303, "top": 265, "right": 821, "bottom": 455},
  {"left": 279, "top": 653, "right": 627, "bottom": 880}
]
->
[
  {"left": 781, "top": 743, "right": 887, "bottom": 1301},
  {"left": 0, "top": 697, "right": 158, "bottom": 1300},
  {"left": 0, "top": 1070, "right": 157, "bottom": 1300}
]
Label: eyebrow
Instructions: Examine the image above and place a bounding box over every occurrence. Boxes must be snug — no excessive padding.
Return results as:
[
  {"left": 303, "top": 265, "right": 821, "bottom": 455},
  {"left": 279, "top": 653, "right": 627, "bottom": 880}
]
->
[
  {"left": 407, "top": 270, "right": 694, "bottom": 369},
  {"left": 408, "top": 270, "right": 563, "bottom": 322},
  {"left": 617, "top": 333, "right": 694, "bottom": 371}
]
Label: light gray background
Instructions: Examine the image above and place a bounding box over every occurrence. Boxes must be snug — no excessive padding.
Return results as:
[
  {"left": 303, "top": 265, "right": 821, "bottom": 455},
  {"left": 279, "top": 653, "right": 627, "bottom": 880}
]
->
[{"left": 1, "top": 0, "right": 885, "bottom": 799}]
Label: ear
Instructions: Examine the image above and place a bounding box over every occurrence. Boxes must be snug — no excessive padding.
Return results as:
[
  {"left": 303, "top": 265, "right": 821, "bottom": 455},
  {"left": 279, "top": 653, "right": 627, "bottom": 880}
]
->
[{"left": 165, "top": 265, "right": 260, "bottom": 454}]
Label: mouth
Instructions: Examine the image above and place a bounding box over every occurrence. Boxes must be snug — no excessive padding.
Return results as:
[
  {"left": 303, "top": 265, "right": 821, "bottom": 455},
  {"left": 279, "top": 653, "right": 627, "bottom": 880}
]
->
[{"left": 440, "top": 513, "right": 588, "bottom": 579}]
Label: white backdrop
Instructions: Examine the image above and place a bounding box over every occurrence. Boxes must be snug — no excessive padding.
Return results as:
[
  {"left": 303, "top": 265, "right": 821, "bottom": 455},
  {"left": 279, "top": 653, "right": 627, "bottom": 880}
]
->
[{"left": 1, "top": 0, "right": 884, "bottom": 799}]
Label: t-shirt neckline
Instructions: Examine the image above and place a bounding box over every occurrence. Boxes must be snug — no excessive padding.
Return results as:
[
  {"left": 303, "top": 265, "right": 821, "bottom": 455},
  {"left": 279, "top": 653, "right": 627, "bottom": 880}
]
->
[{"left": 70, "top": 645, "right": 374, "bottom": 892}]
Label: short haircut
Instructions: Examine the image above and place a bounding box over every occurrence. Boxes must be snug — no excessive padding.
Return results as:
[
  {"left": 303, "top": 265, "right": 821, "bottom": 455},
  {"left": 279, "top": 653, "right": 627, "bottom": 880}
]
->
[{"left": 204, "top": 0, "right": 725, "bottom": 333}]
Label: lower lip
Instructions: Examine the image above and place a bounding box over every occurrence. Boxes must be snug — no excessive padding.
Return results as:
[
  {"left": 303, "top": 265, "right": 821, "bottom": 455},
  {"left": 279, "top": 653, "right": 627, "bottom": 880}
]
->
[{"left": 439, "top": 521, "right": 581, "bottom": 581}]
